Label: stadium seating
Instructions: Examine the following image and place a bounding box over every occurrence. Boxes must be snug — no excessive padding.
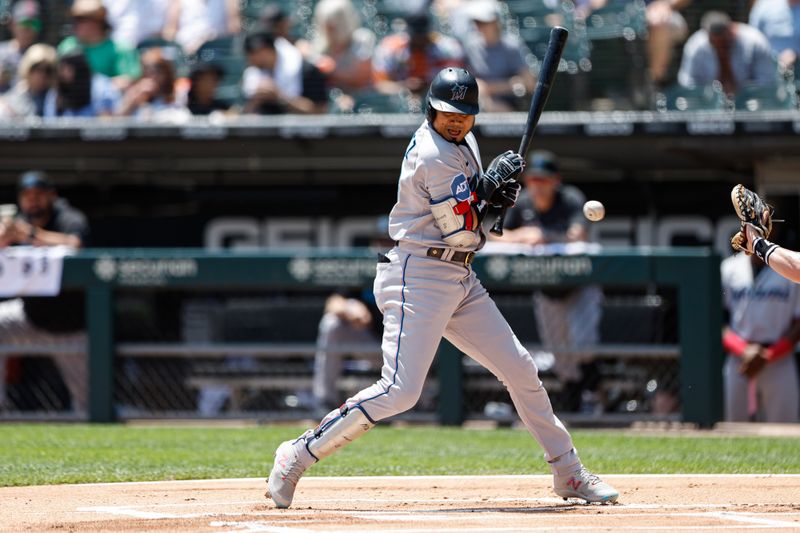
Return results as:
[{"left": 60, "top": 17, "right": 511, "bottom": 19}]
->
[
  {"left": 654, "top": 84, "right": 729, "bottom": 112},
  {"left": 241, "top": 0, "right": 313, "bottom": 39},
  {"left": 583, "top": 0, "right": 647, "bottom": 41},
  {"left": 507, "top": 0, "right": 591, "bottom": 72},
  {"left": 582, "top": 0, "right": 648, "bottom": 109},
  {"left": 329, "top": 90, "right": 411, "bottom": 114},
  {"left": 500, "top": 0, "right": 592, "bottom": 110},
  {"left": 734, "top": 84, "right": 799, "bottom": 112}
]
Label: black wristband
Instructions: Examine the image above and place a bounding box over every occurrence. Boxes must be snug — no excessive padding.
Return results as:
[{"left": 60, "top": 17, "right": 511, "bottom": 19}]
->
[{"left": 753, "top": 237, "right": 778, "bottom": 265}]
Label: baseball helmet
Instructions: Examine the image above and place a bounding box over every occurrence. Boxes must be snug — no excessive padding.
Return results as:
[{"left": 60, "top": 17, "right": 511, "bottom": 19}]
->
[{"left": 426, "top": 67, "right": 479, "bottom": 122}]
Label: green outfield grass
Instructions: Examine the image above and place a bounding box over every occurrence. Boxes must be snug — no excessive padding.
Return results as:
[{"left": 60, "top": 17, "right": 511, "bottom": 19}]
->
[{"left": 1, "top": 424, "right": 800, "bottom": 487}]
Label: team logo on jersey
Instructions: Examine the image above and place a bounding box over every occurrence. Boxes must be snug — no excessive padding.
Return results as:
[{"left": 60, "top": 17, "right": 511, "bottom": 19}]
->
[
  {"left": 450, "top": 83, "right": 467, "bottom": 101},
  {"left": 450, "top": 173, "right": 471, "bottom": 201}
]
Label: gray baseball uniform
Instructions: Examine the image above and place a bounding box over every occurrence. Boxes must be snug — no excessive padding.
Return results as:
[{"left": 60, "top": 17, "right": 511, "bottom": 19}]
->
[
  {"left": 340, "top": 120, "right": 578, "bottom": 465},
  {"left": 721, "top": 253, "right": 800, "bottom": 423},
  {"left": 266, "top": 68, "right": 619, "bottom": 509}
]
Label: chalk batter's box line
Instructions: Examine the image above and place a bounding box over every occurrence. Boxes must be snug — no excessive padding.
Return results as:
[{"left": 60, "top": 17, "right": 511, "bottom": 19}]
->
[{"left": 71, "top": 473, "right": 800, "bottom": 488}]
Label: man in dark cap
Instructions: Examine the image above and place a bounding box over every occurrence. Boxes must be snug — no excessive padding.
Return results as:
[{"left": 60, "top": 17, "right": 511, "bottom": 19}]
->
[
  {"left": 0, "top": 171, "right": 89, "bottom": 248},
  {"left": 492, "top": 151, "right": 604, "bottom": 414},
  {"left": 0, "top": 171, "right": 89, "bottom": 414}
]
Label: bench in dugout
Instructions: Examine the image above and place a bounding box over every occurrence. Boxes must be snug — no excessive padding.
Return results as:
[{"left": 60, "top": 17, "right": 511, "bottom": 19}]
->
[
  {"left": 172, "top": 297, "right": 391, "bottom": 414},
  {"left": 2, "top": 290, "right": 679, "bottom": 419},
  {"left": 469, "top": 292, "right": 680, "bottom": 419},
  {"left": 159, "top": 291, "right": 678, "bottom": 417}
]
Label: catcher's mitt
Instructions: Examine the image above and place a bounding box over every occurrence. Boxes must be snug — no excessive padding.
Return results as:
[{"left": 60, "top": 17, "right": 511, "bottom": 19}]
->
[{"left": 730, "top": 184, "right": 774, "bottom": 254}]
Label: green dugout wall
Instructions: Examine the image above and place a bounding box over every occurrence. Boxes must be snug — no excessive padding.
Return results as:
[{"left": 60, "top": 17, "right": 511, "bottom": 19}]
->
[{"left": 61, "top": 248, "right": 722, "bottom": 426}]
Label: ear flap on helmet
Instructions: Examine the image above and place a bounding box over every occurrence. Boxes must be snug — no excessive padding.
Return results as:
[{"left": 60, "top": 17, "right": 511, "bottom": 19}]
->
[{"left": 425, "top": 98, "right": 436, "bottom": 123}]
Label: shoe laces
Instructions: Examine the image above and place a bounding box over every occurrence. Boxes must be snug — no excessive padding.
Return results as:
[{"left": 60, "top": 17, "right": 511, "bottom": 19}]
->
[{"left": 574, "top": 466, "right": 601, "bottom": 486}]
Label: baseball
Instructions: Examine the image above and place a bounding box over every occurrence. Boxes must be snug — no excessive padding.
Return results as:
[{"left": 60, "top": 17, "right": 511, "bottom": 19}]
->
[{"left": 583, "top": 200, "right": 605, "bottom": 222}]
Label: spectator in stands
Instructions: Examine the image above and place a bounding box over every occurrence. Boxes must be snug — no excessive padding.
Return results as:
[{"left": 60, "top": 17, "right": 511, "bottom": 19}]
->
[
  {"left": 0, "top": 0, "right": 41, "bottom": 94},
  {"left": 57, "top": 0, "right": 141, "bottom": 89},
  {"left": 118, "top": 47, "right": 188, "bottom": 119},
  {"left": 460, "top": 0, "right": 535, "bottom": 112},
  {"left": 492, "top": 151, "right": 604, "bottom": 414},
  {"left": 721, "top": 246, "right": 800, "bottom": 423},
  {"left": 749, "top": 0, "right": 800, "bottom": 73},
  {"left": 0, "top": 43, "right": 55, "bottom": 118},
  {"left": 184, "top": 60, "right": 229, "bottom": 115},
  {"left": 102, "top": 0, "right": 170, "bottom": 48},
  {"left": 257, "top": 6, "right": 315, "bottom": 107},
  {"left": 372, "top": 10, "right": 463, "bottom": 99},
  {"left": 242, "top": 30, "right": 328, "bottom": 114},
  {"left": 302, "top": 0, "right": 376, "bottom": 98},
  {"left": 43, "top": 50, "right": 120, "bottom": 118},
  {"left": 645, "top": 0, "right": 691, "bottom": 87},
  {"left": 678, "top": 11, "right": 777, "bottom": 95},
  {"left": 164, "top": 0, "right": 242, "bottom": 56},
  {"left": 0, "top": 171, "right": 90, "bottom": 414}
]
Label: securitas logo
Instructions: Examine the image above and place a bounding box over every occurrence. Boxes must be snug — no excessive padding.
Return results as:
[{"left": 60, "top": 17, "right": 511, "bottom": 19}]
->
[{"left": 451, "top": 174, "right": 471, "bottom": 201}]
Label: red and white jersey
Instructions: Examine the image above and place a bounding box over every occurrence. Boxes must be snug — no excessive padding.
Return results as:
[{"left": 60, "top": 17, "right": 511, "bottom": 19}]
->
[
  {"left": 722, "top": 252, "right": 800, "bottom": 344},
  {"left": 388, "top": 120, "right": 483, "bottom": 250}
]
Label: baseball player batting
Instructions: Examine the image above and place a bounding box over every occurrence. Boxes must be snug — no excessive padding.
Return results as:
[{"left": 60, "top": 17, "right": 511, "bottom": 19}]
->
[{"left": 265, "top": 67, "right": 619, "bottom": 508}]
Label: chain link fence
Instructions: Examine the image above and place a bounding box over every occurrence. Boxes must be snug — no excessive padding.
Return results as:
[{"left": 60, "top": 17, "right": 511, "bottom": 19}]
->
[{"left": 1, "top": 283, "right": 680, "bottom": 424}]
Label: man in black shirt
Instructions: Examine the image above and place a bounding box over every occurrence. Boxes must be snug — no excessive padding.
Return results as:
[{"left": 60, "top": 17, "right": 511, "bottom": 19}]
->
[
  {"left": 0, "top": 171, "right": 89, "bottom": 413},
  {"left": 493, "top": 151, "right": 603, "bottom": 413}
]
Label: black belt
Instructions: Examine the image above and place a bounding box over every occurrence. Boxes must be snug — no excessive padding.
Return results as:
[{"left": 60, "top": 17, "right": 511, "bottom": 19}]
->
[{"left": 426, "top": 247, "right": 476, "bottom": 266}]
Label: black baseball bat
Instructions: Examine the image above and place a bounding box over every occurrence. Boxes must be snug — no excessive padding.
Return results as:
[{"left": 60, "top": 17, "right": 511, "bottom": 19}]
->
[{"left": 490, "top": 26, "right": 568, "bottom": 236}]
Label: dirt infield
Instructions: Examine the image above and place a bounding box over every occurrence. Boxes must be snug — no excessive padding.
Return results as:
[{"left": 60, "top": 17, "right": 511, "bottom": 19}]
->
[{"left": 2, "top": 475, "right": 800, "bottom": 532}]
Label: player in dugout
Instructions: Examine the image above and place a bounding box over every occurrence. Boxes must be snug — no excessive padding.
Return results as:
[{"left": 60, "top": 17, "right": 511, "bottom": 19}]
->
[
  {"left": 264, "top": 67, "right": 618, "bottom": 510},
  {"left": 0, "top": 171, "right": 89, "bottom": 413}
]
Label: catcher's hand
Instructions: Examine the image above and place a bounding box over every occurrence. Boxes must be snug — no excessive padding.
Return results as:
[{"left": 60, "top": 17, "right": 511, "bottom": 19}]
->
[{"left": 730, "top": 184, "right": 773, "bottom": 254}]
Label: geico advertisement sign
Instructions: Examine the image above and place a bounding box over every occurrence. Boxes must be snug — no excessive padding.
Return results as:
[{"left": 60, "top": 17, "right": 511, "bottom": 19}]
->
[{"left": 204, "top": 215, "right": 742, "bottom": 255}]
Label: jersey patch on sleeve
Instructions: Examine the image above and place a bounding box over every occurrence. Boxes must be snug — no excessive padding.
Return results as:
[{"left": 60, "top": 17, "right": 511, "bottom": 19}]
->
[{"left": 450, "top": 173, "right": 471, "bottom": 202}]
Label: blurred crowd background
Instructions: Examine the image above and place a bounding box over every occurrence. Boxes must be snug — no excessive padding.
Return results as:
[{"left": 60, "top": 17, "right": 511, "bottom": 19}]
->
[{"left": 0, "top": 0, "right": 795, "bottom": 119}]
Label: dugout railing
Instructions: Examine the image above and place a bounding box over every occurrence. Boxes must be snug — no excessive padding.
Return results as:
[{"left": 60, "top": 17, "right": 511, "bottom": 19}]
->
[{"left": 50, "top": 247, "right": 722, "bottom": 426}]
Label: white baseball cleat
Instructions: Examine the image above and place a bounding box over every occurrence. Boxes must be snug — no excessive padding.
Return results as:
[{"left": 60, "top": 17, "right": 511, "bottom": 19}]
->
[
  {"left": 265, "top": 438, "right": 315, "bottom": 508},
  {"left": 553, "top": 466, "right": 619, "bottom": 503}
]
